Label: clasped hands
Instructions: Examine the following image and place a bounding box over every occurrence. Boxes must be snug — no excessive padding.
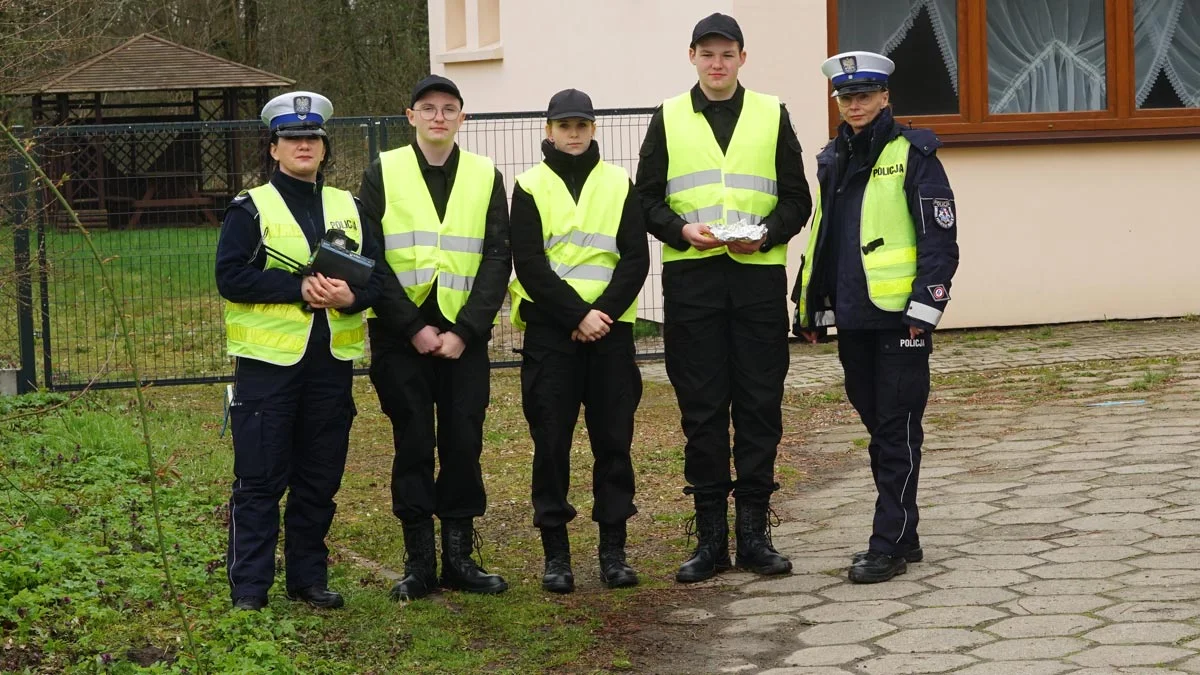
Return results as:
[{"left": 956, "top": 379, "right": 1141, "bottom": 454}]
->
[
  {"left": 571, "top": 309, "right": 613, "bottom": 343},
  {"left": 301, "top": 273, "right": 355, "bottom": 310},
  {"left": 410, "top": 325, "right": 467, "bottom": 359}
]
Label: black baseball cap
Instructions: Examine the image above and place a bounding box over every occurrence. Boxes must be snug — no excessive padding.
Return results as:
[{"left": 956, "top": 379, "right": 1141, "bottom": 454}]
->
[
  {"left": 546, "top": 88, "right": 595, "bottom": 121},
  {"left": 410, "top": 74, "right": 464, "bottom": 108},
  {"left": 691, "top": 13, "right": 744, "bottom": 50}
]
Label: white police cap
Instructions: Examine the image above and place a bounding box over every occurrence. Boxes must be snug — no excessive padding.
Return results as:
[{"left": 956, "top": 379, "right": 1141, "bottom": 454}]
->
[
  {"left": 821, "top": 51, "right": 895, "bottom": 98},
  {"left": 260, "top": 91, "right": 333, "bottom": 137}
]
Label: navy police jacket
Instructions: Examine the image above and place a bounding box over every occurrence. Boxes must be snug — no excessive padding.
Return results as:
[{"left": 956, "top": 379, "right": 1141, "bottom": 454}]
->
[{"left": 792, "top": 108, "right": 959, "bottom": 333}]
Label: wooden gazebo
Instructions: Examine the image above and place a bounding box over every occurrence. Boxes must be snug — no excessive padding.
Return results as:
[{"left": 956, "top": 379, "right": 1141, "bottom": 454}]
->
[{"left": 6, "top": 34, "right": 294, "bottom": 228}]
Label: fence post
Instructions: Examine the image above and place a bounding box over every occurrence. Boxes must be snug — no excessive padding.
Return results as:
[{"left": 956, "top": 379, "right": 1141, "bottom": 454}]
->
[
  {"left": 34, "top": 130, "right": 53, "bottom": 391},
  {"left": 10, "top": 126, "right": 37, "bottom": 393},
  {"left": 365, "top": 120, "right": 378, "bottom": 162}
]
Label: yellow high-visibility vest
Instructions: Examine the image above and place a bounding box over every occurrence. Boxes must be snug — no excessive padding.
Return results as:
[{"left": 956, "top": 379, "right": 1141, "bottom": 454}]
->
[
  {"left": 508, "top": 160, "right": 636, "bottom": 330},
  {"left": 796, "top": 136, "right": 916, "bottom": 328},
  {"left": 376, "top": 145, "right": 494, "bottom": 322},
  {"left": 662, "top": 89, "right": 785, "bottom": 265},
  {"left": 224, "top": 184, "right": 366, "bottom": 365}
]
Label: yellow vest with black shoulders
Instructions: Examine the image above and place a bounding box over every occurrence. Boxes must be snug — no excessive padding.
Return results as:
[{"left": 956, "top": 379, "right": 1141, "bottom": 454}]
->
[
  {"left": 508, "top": 160, "right": 637, "bottom": 330},
  {"left": 377, "top": 145, "right": 495, "bottom": 322},
  {"left": 661, "top": 88, "right": 784, "bottom": 265},
  {"left": 223, "top": 183, "right": 366, "bottom": 365},
  {"left": 795, "top": 135, "right": 917, "bottom": 329}
]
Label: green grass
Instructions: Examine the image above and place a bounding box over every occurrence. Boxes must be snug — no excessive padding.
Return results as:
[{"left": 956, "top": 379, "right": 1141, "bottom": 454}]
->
[
  {"left": 0, "top": 368, "right": 850, "bottom": 673},
  {"left": 928, "top": 356, "right": 1190, "bottom": 404},
  {"left": 1129, "top": 369, "right": 1174, "bottom": 391},
  {"left": 32, "top": 227, "right": 228, "bottom": 385},
  {"left": 632, "top": 319, "right": 661, "bottom": 340},
  {"left": 0, "top": 381, "right": 628, "bottom": 673}
]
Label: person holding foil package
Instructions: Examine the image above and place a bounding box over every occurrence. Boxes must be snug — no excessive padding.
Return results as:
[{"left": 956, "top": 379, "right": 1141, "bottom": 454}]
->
[
  {"left": 358, "top": 75, "right": 512, "bottom": 600},
  {"left": 793, "top": 52, "right": 959, "bottom": 584},
  {"left": 216, "top": 91, "right": 385, "bottom": 611},
  {"left": 508, "top": 89, "right": 649, "bottom": 593},
  {"left": 636, "top": 13, "right": 812, "bottom": 584}
]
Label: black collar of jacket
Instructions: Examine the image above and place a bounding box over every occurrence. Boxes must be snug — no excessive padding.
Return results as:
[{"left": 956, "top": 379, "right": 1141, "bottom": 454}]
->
[
  {"left": 840, "top": 107, "right": 900, "bottom": 161},
  {"left": 690, "top": 82, "right": 745, "bottom": 114},
  {"left": 270, "top": 169, "right": 325, "bottom": 200},
  {"left": 540, "top": 138, "right": 600, "bottom": 186},
  {"left": 412, "top": 142, "right": 461, "bottom": 176},
  {"left": 819, "top": 107, "right": 903, "bottom": 167}
]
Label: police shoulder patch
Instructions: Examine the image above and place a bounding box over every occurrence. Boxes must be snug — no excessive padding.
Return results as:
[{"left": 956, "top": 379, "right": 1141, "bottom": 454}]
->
[
  {"left": 933, "top": 198, "right": 955, "bottom": 229},
  {"left": 927, "top": 284, "right": 949, "bottom": 302}
]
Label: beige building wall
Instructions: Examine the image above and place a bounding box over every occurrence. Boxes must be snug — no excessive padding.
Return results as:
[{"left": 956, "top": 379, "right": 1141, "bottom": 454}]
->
[{"left": 428, "top": 0, "right": 1200, "bottom": 329}]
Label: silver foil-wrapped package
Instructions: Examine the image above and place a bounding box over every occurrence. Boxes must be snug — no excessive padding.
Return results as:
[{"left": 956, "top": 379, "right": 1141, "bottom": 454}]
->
[{"left": 709, "top": 218, "right": 767, "bottom": 243}]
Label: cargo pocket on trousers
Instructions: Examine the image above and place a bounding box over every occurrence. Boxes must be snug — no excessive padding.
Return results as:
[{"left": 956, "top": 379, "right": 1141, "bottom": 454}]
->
[
  {"left": 877, "top": 332, "right": 932, "bottom": 413},
  {"left": 230, "top": 397, "right": 266, "bottom": 479}
]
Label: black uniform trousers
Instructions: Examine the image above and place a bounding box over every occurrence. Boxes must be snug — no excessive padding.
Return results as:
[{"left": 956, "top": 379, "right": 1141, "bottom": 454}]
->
[
  {"left": 521, "top": 322, "right": 641, "bottom": 529},
  {"left": 226, "top": 340, "right": 355, "bottom": 600},
  {"left": 369, "top": 339, "right": 490, "bottom": 523},
  {"left": 663, "top": 271, "right": 790, "bottom": 501},
  {"left": 837, "top": 328, "right": 931, "bottom": 556}
]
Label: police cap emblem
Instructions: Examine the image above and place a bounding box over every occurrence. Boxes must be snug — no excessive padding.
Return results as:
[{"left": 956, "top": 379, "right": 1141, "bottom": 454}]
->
[
  {"left": 840, "top": 55, "right": 858, "bottom": 74},
  {"left": 294, "top": 95, "right": 312, "bottom": 119},
  {"left": 933, "top": 198, "right": 955, "bottom": 229}
]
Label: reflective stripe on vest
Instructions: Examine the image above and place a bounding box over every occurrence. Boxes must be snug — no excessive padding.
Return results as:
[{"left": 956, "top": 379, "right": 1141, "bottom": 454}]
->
[
  {"left": 224, "top": 183, "right": 366, "bottom": 365},
  {"left": 377, "top": 145, "right": 494, "bottom": 322},
  {"left": 508, "top": 160, "right": 636, "bottom": 330},
  {"left": 661, "top": 89, "right": 784, "bottom": 266},
  {"left": 795, "top": 135, "right": 917, "bottom": 328}
]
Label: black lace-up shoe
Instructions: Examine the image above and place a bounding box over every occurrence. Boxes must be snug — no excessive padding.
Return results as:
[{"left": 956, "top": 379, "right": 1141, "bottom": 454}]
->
[
  {"left": 848, "top": 551, "right": 907, "bottom": 584},
  {"left": 852, "top": 547, "right": 923, "bottom": 565},
  {"left": 286, "top": 585, "right": 345, "bottom": 609},
  {"left": 232, "top": 596, "right": 267, "bottom": 611}
]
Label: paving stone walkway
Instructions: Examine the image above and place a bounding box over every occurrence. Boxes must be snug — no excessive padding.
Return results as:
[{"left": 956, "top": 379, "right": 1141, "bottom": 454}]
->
[
  {"left": 639, "top": 320, "right": 1200, "bottom": 389},
  {"left": 644, "top": 320, "right": 1200, "bottom": 674}
]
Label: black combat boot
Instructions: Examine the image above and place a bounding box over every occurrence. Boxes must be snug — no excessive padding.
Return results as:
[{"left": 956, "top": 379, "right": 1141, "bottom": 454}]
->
[
  {"left": 390, "top": 519, "right": 438, "bottom": 601},
  {"left": 598, "top": 522, "right": 638, "bottom": 589},
  {"left": 440, "top": 518, "right": 508, "bottom": 594},
  {"left": 540, "top": 525, "right": 574, "bottom": 594},
  {"left": 734, "top": 499, "right": 792, "bottom": 576},
  {"left": 675, "top": 498, "right": 731, "bottom": 583},
  {"left": 286, "top": 585, "right": 345, "bottom": 609}
]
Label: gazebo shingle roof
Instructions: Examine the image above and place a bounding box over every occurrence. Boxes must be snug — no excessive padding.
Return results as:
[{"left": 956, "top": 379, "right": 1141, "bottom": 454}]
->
[{"left": 6, "top": 33, "right": 294, "bottom": 95}]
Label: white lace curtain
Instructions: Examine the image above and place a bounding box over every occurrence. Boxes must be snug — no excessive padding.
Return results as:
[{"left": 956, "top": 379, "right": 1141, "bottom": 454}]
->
[
  {"left": 988, "top": 0, "right": 1107, "bottom": 114},
  {"left": 838, "top": 0, "right": 959, "bottom": 94},
  {"left": 1135, "top": 0, "right": 1200, "bottom": 108}
]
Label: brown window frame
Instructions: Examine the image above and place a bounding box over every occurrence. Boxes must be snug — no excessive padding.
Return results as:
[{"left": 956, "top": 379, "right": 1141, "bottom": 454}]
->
[{"left": 827, "top": 0, "right": 1200, "bottom": 144}]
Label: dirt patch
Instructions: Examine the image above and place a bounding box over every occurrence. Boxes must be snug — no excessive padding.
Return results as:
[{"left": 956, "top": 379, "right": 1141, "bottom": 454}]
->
[
  {"left": 126, "top": 644, "right": 175, "bottom": 667},
  {"left": 1, "top": 639, "right": 45, "bottom": 672}
]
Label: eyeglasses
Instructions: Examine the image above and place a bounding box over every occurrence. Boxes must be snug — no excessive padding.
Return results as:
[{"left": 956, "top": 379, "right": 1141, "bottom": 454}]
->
[{"left": 414, "top": 105, "right": 461, "bottom": 121}]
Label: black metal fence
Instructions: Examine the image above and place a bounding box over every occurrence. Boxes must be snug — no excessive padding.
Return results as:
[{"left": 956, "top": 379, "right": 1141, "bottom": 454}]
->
[{"left": 3, "top": 109, "right": 662, "bottom": 391}]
